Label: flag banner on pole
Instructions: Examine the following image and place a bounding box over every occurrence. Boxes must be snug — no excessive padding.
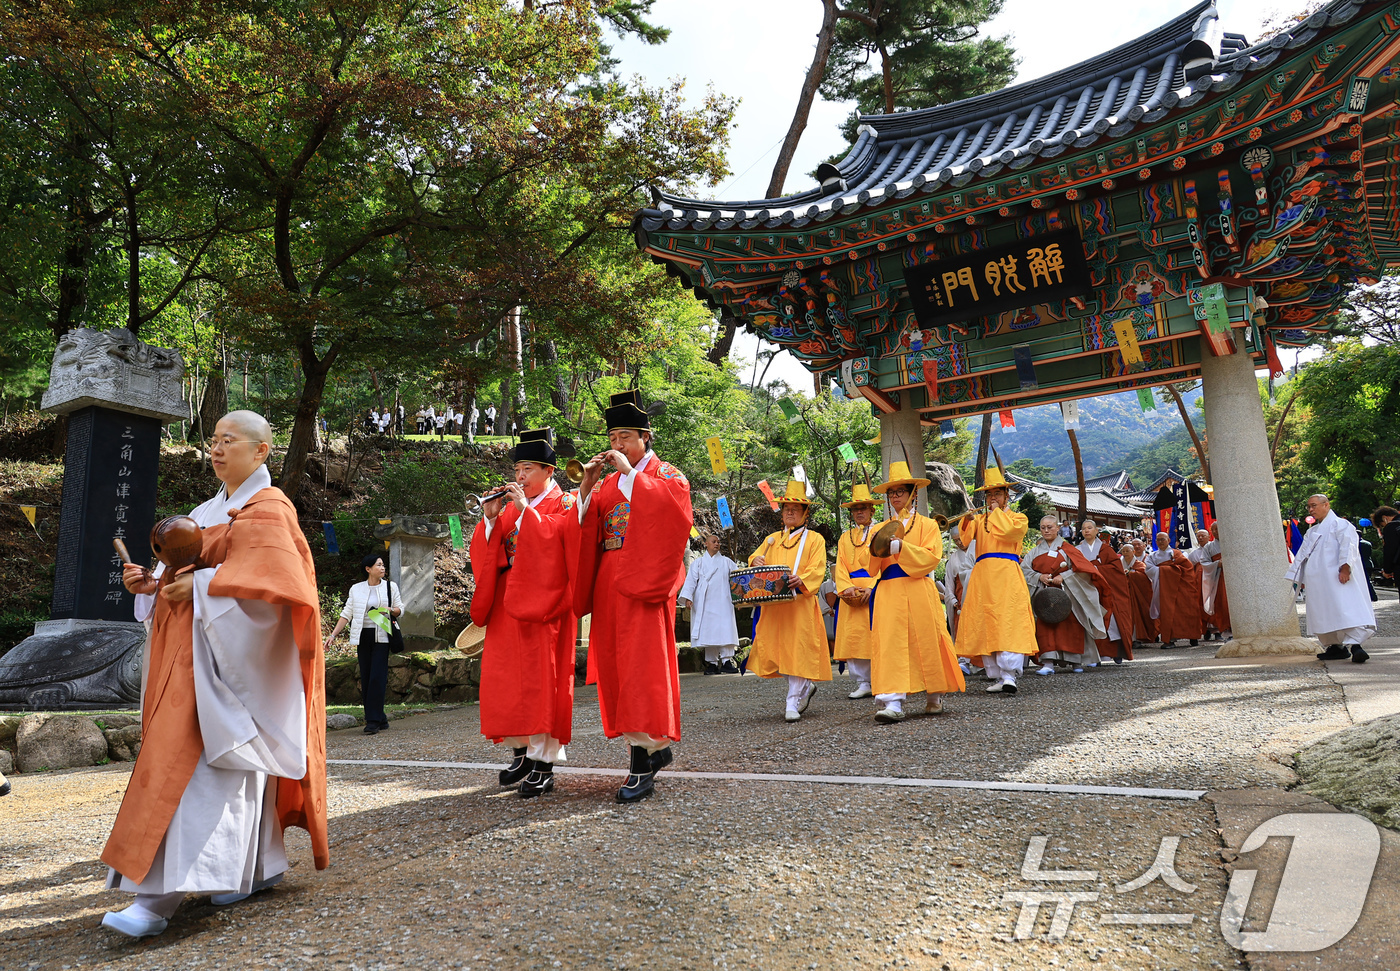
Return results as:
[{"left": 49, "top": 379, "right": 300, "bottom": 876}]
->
[
  {"left": 837, "top": 442, "right": 857, "bottom": 463},
  {"left": 939, "top": 420, "right": 956, "bottom": 439},
  {"left": 999, "top": 409, "right": 1016, "bottom": 433},
  {"left": 322, "top": 521, "right": 340, "bottom": 554},
  {"left": 756, "top": 480, "right": 779, "bottom": 510},
  {"left": 1061, "top": 400, "right": 1080, "bottom": 430},
  {"left": 1137, "top": 387, "right": 1156, "bottom": 412},
  {"left": 778, "top": 398, "right": 801, "bottom": 424},
  {"left": 20, "top": 506, "right": 37, "bottom": 529},
  {"left": 705, "top": 436, "right": 727, "bottom": 474},
  {"left": 1012, "top": 344, "right": 1038, "bottom": 389},
  {"left": 1110, "top": 318, "right": 1145, "bottom": 370},
  {"left": 717, "top": 496, "right": 734, "bottom": 528},
  {"left": 448, "top": 513, "right": 464, "bottom": 550}
]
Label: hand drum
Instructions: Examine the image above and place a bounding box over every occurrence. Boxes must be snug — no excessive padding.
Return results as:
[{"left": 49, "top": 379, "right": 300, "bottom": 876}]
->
[{"left": 150, "top": 515, "right": 204, "bottom": 570}]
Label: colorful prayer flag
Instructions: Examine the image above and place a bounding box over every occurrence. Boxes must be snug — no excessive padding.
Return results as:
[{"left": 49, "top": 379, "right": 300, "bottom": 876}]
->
[
  {"left": 705, "top": 436, "right": 728, "bottom": 474},
  {"left": 939, "top": 420, "right": 956, "bottom": 439},
  {"left": 756, "top": 480, "right": 779, "bottom": 510},
  {"left": 322, "top": 521, "right": 339, "bottom": 554},
  {"left": 1137, "top": 387, "right": 1156, "bottom": 412},
  {"left": 1012, "top": 344, "right": 1038, "bottom": 389},
  {"left": 448, "top": 513, "right": 464, "bottom": 550},
  {"left": 999, "top": 409, "right": 1016, "bottom": 433},
  {"left": 837, "top": 442, "right": 857, "bottom": 463},
  {"left": 778, "top": 398, "right": 801, "bottom": 424},
  {"left": 690, "top": 526, "right": 701, "bottom": 539},
  {"left": 1061, "top": 400, "right": 1080, "bottom": 430},
  {"left": 717, "top": 496, "right": 733, "bottom": 529},
  {"left": 864, "top": 430, "right": 881, "bottom": 446},
  {"left": 20, "top": 506, "right": 36, "bottom": 529}
]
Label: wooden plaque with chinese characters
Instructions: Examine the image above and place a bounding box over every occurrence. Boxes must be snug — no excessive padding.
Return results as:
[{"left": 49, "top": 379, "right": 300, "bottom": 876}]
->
[
  {"left": 901, "top": 229, "right": 1092, "bottom": 331},
  {"left": 49, "top": 406, "right": 162, "bottom": 621}
]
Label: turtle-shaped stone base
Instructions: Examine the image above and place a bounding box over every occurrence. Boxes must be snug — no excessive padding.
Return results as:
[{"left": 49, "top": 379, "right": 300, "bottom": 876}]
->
[{"left": 0, "top": 624, "right": 143, "bottom": 709}]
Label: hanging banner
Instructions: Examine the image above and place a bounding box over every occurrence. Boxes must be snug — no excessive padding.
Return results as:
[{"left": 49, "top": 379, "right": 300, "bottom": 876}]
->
[
  {"left": 864, "top": 430, "right": 881, "bottom": 446},
  {"left": 756, "top": 480, "right": 779, "bottom": 511},
  {"left": 939, "top": 420, "right": 956, "bottom": 439},
  {"left": 837, "top": 442, "right": 857, "bottom": 463},
  {"left": 690, "top": 526, "right": 701, "bottom": 539},
  {"left": 1061, "top": 400, "right": 1080, "bottom": 430},
  {"left": 705, "top": 436, "right": 728, "bottom": 474},
  {"left": 717, "top": 496, "right": 734, "bottom": 529},
  {"left": 999, "top": 409, "right": 1016, "bottom": 433},
  {"left": 778, "top": 398, "right": 801, "bottom": 424},
  {"left": 322, "top": 521, "right": 340, "bottom": 554},
  {"left": 448, "top": 513, "right": 464, "bottom": 550},
  {"left": 1012, "top": 344, "right": 1038, "bottom": 389},
  {"left": 1137, "top": 387, "right": 1156, "bottom": 412},
  {"left": 20, "top": 505, "right": 37, "bottom": 529},
  {"left": 1110, "top": 318, "right": 1145, "bottom": 370}
]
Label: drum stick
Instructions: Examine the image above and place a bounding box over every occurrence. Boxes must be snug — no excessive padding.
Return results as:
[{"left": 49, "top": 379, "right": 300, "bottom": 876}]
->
[{"left": 113, "top": 537, "right": 151, "bottom": 582}]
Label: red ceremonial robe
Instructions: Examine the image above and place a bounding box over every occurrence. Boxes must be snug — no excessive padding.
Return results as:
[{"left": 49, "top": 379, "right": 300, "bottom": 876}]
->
[
  {"left": 1029, "top": 546, "right": 1099, "bottom": 659},
  {"left": 573, "top": 454, "right": 692, "bottom": 740},
  {"left": 1156, "top": 551, "right": 1206, "bottom": 642},
  {"left": 1086, "top": 542, "right": 1134, "bottom": 660},
  {"left": 1129, "top": 562, "right": 1157, "bottom": 642},
  {"left": 101, "top": 488, "right": 328, "bottom": 882},
  {"left": 470, "top": 482, "right": 578, "bottom": 744}
]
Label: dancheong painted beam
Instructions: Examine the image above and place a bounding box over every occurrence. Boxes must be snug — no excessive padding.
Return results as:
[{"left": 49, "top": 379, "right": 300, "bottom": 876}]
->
[{"left": 633, "top": 0, "right": 1400, "bottom": 420}]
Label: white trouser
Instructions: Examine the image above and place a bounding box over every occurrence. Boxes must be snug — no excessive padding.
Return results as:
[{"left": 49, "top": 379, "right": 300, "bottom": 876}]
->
[
  {"left": 785, "top": 676, "right": 814, "bottom": 711},
  {"left": 622, "top": 732, "right": 672, "bottom": 754},
  {"left": 1318, "top": 626, "right": 1376, "bottom": 647},
  {"left": 876, "top": 691, "right": 904, "bottom": 711},
  {"left": 503, "top": 734, "right": 566, "bottom": 764},
  {"left": 846, "top": 659, "right": 871, "bottom": 684},
  {"left": 983, "top": 651, "right": 1026, "bottom": 683},
  {"left": 702, "top": 643, "right": 737, "bottom": 662},
  {"left": 131, "top": 891, "right": 185, "bottom": 920}
]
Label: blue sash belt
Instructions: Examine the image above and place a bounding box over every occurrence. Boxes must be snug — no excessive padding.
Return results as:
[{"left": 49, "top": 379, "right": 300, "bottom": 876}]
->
[
  {"left": 976, "top": 552, "right": 1021, "bottom": 564},
  {"left": 868, "top": 563, "right": 912, "bottom": 627}
]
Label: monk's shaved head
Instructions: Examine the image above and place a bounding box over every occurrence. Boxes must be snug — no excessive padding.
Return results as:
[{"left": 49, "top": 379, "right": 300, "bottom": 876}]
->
[
  {"left": 1041, "top": 516, "right": 1058, "bottom": 527},
  {"left": 221, "top": 410, "right": 273, "bottom": 446}
]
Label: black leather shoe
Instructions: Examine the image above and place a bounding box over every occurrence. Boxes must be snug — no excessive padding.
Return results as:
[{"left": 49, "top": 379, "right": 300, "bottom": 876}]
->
[
  {"left": 0, "top": 778, "right": 9, "bottom": 797},
  {"left": 649, "top": 746, "right": 674, "bottom": 773},
  {"left": 1189, "top": 639, "right": 1198, "bottom": 646},
  {"left": 720, "top": 659, "right": 740, "bottom": 675},
  {"left": 519, "top": 761, "right": 555, "bottom": 798},
  {"left": 702, "top": 661, "right": 720, "bottom": 675},
  {"left": 499, "top": 747, "right": 530, "bottom": 786},
  {"left": 1351, "top": 644, "right": 1370, "bottom": 664},
  {"left": 617, "top": 745, "right": 655, "bottom": 803},
  {"left": 362, "top": 724, "right": 380, "bottom": 735},
  {"left": 1317, "top": 645, "right": 1350, "bottom": 661}
]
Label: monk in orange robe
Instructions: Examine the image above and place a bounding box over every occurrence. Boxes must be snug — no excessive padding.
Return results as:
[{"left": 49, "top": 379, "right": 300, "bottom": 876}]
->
[
  {"left": 1128, "top": 538, "right": 1158, "bottom": 644},
  {"left": 1078, "top": 521, "right": 1134, "bottom": 663},
  {"left": 1154, "top": 545, "right": 1206, "bottom": 645},
  {"left": 471, "top": 428, "right": 577, "bottom": 798},
  {"left": 574, "top": 391, "right": 692, "bottom": 803},
  {"left": 104, "top": 411, "right": 327, "bottom": 937},
  {"left": 1023, "top": 515, "right": 1104, "bottom": 675}
]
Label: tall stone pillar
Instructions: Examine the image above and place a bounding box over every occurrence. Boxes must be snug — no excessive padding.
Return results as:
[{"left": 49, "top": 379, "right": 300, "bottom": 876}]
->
[
  {"left": 879, "top": 405, "right": 927, "bottom": 514},
  {"left": 374, "top": 516, "right": 450, "bottom": 651},
  {"left": 1198, "top": 332, "right": 1313, "bottom": 657}
]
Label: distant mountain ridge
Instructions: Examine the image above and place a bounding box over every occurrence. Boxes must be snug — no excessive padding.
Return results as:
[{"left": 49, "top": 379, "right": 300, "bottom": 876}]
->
[{"left": 971, "top": 387, "right": 1204, "bottom": 481}]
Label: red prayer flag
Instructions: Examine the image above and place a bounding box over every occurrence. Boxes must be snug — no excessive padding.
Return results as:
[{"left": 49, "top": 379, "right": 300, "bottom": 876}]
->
[
  {"left": 756, "top": 480, "right": 779, "bottom": 511},
  {"left": 999, "top": 409, "right": 1015, "bottom": 430}
]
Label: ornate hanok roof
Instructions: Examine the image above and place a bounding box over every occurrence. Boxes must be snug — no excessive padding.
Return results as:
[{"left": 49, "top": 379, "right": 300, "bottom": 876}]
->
[
  {"left": 1007, "top": 474, "right": 1151, "bottom": 520},
  {"left": 635, "top": 0, "right": 1400, "bottom": 421}
]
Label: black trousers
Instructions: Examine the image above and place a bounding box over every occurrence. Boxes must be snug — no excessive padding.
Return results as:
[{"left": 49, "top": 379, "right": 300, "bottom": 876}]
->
[{"left": 358, "top": 627, "right": 390, "bottom": 728}]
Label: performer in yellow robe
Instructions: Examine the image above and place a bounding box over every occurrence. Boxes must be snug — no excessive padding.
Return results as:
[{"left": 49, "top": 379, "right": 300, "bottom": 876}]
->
[
  {"left": 747, "top": 479, "right": 830, "bottom": 722},
  {"left": 867, "top": 461, "right": 966, "bottom": 721},
  {"left": 956, "top": 466, "right": 1037, "bottom": 694},
  {"left": 833, "top": 483, "right": 880, "bottom": 699}
]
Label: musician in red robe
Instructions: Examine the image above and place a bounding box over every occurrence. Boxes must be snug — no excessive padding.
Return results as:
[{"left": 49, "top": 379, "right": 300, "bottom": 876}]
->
[
  {"left": 574, "top": 391, "right": 692, "bottom": 803},
  {"left": 1078, "top": 521, "right": 1134, "bottom": 663},
  {"left": 470, "top": 428, "right": 578, "bottom": 799}
]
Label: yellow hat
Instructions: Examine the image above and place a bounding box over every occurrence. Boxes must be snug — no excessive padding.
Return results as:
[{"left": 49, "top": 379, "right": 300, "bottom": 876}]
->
[
  {"left": 975, "top": 466, "right": 1012, "bottom": 492},
  {"left": 873, "top": 460, "right": 930, "bottom": 493},
  {"left": 773, "top": 478, "right": 812, "bottom": 505},
  {"left": 841, "top": 483, "right": 878, "bottom": 508}
]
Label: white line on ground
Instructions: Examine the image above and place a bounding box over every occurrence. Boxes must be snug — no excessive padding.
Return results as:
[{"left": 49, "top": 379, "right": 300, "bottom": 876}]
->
[
  {"left": 1100, "top": 914, "right": 1196, "bottom": 925},
  {"left": 326, "top": 758, "right": 1206, "bottom": 801}
]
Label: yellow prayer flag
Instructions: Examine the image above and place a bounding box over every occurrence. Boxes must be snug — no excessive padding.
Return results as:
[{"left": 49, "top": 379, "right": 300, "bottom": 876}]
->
[
  {"left": 20, "top": 506, "right": 37, "bottom": 528},
  {"left": 1111, "top": 317, "right": 1144, "bottom": 369},
  {"left": 384, "top": 540, "right": 391, "bottom": 550},
  {"left": 690, "top": 526, "right": 701, "bottom": 539},
  {"left": 705, "top": 436, "right": 727, "bottom": 474},
  {"left": 864, "top": 430, "right": 881, "bottom": 446}
]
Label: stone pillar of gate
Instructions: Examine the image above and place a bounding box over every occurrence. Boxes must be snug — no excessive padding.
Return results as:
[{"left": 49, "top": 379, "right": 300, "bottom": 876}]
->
[
  {"left": 878, "top": 405, "right": 927, "bottom": 515},
  {"left": 1198, "top": 332, "right": 1313, "bottom": 657}
]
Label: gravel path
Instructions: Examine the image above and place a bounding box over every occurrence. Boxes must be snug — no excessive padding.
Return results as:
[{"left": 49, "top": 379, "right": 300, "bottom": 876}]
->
[{"left": 0, "top": 630, "right": 1386, "bottom": 971}]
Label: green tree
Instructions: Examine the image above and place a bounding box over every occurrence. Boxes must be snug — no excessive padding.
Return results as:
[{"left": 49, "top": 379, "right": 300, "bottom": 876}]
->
[{"left": 1007, "top": 457, "right": 1054, "bottom": 482}]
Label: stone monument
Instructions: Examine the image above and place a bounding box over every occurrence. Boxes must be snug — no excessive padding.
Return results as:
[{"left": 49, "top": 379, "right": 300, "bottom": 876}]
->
[
  {"left": 374, "top": 515, "right": 451, "bottom": 652},
  {"left": 0, "top": 328, "right": 185, "bottom": 709}
]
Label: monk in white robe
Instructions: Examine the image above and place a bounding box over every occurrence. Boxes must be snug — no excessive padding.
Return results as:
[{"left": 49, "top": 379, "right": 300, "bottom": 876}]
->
[
  {"left": 103, "top": 412, "right": 327, "bottom": 937},
  {"left": 679, "top": 533, "right": 741, "bottom": 674},
  {"left": 1287, "top": 494, "right": 1377, "bottom": 663}
]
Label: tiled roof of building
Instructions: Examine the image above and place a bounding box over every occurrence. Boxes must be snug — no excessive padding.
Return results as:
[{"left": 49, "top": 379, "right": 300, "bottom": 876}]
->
[{"left": 1007, "top": 473, "right": 1153, "bottom": 519}]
